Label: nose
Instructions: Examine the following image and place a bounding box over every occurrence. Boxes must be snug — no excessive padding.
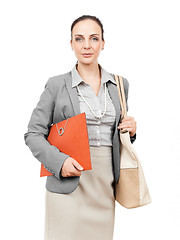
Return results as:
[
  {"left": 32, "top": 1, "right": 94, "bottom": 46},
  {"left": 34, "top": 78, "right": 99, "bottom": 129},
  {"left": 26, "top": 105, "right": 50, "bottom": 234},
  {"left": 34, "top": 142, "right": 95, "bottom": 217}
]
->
[{"left": 83, "top": 39, "right": 90, "bottom": 49}]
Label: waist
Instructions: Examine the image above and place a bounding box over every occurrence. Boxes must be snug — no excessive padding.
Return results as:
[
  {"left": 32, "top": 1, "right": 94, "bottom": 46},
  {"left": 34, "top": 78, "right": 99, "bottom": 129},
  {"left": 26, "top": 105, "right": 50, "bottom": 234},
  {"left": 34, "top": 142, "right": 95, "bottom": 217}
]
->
[{"left": 89, "top": 146, "right": 112, "bottom": 158}]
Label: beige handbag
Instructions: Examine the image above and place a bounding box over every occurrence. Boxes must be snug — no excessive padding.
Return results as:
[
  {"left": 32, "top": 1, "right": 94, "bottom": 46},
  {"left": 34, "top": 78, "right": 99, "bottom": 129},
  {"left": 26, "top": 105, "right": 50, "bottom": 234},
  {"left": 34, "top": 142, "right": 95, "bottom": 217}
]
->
[{"left": 114, "top": 75, "right": 152, "bottom": 209}]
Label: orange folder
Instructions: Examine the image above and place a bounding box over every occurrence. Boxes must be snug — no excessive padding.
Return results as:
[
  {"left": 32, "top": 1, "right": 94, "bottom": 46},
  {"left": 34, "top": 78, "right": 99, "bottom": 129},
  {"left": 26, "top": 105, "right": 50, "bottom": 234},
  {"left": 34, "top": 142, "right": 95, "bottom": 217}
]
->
[{"left": 40, "top": 112, "right": 92, "bottom": 177}]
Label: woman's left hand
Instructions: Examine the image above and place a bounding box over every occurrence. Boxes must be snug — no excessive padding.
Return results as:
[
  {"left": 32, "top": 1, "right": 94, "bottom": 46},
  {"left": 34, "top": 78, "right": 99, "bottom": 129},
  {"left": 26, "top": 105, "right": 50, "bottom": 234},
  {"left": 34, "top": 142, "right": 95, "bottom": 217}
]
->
[{"left": 117, "top": 116, "right": 137, "bottom": 137}]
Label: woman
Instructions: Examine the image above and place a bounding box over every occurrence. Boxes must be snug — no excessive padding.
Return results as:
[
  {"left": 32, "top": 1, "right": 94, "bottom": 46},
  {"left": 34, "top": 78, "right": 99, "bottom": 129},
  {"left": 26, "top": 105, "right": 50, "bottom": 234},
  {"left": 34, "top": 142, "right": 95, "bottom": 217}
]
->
[{"left": 24, "top": 15, "right": 137, "bottom": 240}]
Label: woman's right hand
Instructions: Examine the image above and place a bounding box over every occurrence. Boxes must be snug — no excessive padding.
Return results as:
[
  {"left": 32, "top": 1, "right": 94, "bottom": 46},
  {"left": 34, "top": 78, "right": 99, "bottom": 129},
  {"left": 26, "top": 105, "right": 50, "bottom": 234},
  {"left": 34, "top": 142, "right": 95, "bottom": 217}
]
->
[{"left": 60, "top": 157, "right": 84, "bottom": 177}]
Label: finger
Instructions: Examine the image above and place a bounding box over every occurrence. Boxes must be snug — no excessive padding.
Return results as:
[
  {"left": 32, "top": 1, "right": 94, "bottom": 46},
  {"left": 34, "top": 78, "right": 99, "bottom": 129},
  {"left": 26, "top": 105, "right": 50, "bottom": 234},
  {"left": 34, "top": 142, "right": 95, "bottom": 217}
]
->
[
  {"left": 122, "top": 121, "right": 135, "bottom": 129},
  {"left": 122, "top": 116, "right": 134, "bottom": 122},
  {"left": 67, "top": 163, "right": 81, "bottom": 177},
  {"left": 120, "top": 128, "right": 132, "bottom": 132},
  {"left": 118, "top": 125, "right": 125, "bottom": 129},
  {"left": 118, "top": 123, "right": 132, "bottom": 129},
  {"left": 118, "top": 124, "right": 126, "bottom": 129},
  {"left": 72, "top": 167, "right": 82, "bottom": 176},
  {"left": 72, "top": 159, "right": 84, "bottom": 171},
  {"left": 76, "top": 171, "right": 82, "bottom": 176}
]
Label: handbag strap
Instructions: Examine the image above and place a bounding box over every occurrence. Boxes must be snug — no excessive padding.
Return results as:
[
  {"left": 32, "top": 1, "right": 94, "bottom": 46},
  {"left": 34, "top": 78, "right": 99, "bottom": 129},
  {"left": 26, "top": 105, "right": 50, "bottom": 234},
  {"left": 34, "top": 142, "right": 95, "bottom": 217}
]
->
[{"left": 114, "top": 75, "right": 127, "bottom": 119}]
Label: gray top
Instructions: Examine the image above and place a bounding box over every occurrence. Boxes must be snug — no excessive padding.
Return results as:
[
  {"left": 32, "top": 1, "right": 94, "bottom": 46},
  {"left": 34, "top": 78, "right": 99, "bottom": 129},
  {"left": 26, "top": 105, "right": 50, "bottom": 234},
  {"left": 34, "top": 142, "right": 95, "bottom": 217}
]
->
[{"left": 71, "top": 64, "right": 116, "bottom": 147}]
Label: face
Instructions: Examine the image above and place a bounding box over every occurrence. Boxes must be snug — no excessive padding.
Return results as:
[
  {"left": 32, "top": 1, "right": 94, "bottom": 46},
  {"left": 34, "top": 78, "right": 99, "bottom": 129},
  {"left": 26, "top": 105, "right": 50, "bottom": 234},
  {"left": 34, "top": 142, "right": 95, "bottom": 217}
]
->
[{"left": 70, "top": 19, "right": 105, "bottom": 65}]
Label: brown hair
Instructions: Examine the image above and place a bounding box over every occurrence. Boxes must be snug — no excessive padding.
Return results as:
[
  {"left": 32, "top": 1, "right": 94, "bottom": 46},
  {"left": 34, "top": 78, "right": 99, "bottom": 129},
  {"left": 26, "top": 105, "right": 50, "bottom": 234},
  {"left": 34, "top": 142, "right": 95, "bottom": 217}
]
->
[{"left": 71, "top": 15, "right": 104, "bottom": 41}]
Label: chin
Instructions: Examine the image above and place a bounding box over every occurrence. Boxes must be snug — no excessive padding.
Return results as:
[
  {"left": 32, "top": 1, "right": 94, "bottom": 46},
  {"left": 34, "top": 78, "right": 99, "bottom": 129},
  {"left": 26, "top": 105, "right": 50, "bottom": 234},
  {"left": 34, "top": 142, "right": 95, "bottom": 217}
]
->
[{"left": 78, "top": 58, "right": 97, "bottom": 65}]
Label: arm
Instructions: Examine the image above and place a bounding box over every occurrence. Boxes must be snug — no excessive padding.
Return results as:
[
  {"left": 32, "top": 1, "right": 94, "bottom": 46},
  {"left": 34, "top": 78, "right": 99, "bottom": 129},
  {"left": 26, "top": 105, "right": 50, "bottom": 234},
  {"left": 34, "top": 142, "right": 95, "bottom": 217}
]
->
[
  {"left": 24, "top": 78, "right": 70, "bottom": 179},
  {"left": 121, "top": 77, "right": 137, "bottom": 144}
]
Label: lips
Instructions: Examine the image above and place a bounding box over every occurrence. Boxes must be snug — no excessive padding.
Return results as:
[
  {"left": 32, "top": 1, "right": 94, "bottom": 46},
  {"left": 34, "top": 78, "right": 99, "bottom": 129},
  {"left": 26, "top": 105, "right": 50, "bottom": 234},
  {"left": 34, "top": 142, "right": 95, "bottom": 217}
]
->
[{"left": 82, "top": 53, "right": 93, "bottom": 57}]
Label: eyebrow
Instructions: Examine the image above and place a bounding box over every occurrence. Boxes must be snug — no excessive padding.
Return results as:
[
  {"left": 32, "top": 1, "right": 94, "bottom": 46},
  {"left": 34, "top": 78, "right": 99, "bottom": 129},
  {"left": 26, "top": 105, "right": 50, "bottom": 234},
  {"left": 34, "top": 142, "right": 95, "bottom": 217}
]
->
[{"left": 74, "top": 34, "right": 100, "bottom": 37}]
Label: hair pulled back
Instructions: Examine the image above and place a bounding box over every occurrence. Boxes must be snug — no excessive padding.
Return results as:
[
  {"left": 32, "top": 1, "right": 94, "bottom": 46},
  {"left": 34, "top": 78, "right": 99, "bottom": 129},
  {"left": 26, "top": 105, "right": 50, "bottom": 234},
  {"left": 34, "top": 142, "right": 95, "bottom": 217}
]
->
[{"left": 71, "top": 15, "right": 104, "bottom": 41}]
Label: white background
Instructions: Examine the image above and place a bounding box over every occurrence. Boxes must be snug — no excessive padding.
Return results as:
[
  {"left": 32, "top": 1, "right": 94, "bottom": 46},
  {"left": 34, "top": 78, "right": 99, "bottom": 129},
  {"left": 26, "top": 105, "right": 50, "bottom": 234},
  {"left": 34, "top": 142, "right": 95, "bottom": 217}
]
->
[{"left": 1, "top": 0, "right": 180, "bottom": 239}]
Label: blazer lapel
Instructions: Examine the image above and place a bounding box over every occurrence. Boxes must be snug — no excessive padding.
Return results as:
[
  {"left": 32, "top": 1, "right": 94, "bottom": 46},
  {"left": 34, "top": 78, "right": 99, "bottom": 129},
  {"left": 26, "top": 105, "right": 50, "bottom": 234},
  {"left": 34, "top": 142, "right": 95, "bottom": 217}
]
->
[
  {"left": 65, "top": 72, "right": 81, "bottom": 116},
  {"left": 107, "top": 81, "right": 121, "bottom": 128}
]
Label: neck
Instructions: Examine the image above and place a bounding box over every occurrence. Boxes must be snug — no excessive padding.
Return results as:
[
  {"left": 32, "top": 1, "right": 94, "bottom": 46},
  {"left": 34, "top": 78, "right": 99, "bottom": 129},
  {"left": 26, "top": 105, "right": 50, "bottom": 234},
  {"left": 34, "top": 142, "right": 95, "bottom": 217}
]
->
[{"left": 76, "top": 61, "right": 101, "bottom": 84}]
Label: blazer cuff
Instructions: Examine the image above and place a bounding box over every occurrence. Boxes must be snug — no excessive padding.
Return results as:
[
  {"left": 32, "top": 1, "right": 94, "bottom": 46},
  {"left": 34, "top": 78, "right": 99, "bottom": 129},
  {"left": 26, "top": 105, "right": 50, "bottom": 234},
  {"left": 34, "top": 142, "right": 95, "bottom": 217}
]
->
[{"left": 130, "top": 132, "right": 136, "bottom": 144}]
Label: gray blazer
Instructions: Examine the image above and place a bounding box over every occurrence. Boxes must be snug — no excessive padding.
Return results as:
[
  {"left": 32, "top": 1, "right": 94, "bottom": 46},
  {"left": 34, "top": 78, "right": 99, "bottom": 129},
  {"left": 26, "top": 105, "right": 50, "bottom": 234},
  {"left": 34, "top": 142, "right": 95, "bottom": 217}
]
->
[{"left": 24, "top": 70, "right": 136, "bottom": 197}]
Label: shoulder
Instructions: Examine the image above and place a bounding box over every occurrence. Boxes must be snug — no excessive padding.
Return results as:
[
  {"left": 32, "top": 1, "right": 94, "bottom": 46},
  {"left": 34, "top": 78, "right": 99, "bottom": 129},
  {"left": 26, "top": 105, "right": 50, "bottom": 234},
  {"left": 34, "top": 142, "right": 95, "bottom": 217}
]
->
[
  {"left": 46, "top": 71, "right": 71, "bottom": 88},
  {"left": 108, "top": 72, "right": 129, "bottom": 89},
  {"left": 122, "top": 77, "right": 129, "bottom": 90},
  {"left": 43, "top": 71, "right": 71, "bottom": 101}
]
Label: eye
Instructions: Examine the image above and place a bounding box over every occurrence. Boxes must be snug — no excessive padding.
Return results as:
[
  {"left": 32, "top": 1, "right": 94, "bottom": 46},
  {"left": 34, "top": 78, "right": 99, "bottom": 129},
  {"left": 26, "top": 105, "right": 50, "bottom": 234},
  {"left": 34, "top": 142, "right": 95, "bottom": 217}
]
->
[
  {"left": 91, "top": 37, "right": 98, "bottom": 41},
  {"left": 75, "top": 37, "right": 83, "bottom": 42}
]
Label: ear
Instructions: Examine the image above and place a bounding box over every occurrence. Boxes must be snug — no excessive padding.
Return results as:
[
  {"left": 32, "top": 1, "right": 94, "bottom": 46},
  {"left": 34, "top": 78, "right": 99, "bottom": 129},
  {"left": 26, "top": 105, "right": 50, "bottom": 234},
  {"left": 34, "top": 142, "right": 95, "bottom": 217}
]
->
[
  {"left": 102, "top": 40, "right": 105, "bottom": 50},
  {"left": 70, "top": 39, "right": 73, "bottom": 50}
]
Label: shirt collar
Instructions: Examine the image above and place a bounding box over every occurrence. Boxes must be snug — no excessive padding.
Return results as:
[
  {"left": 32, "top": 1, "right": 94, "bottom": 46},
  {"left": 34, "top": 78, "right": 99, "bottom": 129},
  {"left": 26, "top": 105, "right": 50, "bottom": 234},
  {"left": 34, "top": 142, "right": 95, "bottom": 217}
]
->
[{"left": 71, "top": 64, "right": 117, "bottom": 88}]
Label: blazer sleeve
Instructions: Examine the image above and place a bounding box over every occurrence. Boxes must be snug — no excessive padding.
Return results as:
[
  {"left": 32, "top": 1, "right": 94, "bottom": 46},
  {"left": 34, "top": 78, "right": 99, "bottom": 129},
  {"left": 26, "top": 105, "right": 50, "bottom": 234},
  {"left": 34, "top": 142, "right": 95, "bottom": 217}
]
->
[
  {"left": 123, "top": 77, "right": 136, "bottom": 144},
  {"left": 24, "top": 77, "right": 70, "bottom": 179}
]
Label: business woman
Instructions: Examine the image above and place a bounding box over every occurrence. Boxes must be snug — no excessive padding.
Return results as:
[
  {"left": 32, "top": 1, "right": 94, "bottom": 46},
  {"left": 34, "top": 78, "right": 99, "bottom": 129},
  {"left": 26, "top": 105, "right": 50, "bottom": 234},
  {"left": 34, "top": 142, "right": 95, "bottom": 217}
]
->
[{"left": 24, "top": 15, "right": 137, "bottom": 240}]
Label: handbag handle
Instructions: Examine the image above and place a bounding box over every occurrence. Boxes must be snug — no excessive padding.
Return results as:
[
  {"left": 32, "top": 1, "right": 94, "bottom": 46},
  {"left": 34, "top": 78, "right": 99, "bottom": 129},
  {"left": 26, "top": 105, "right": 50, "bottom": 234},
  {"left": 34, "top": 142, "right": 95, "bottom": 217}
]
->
[{"left": 114, "top": 75, "right": 128, "bottom": 133}]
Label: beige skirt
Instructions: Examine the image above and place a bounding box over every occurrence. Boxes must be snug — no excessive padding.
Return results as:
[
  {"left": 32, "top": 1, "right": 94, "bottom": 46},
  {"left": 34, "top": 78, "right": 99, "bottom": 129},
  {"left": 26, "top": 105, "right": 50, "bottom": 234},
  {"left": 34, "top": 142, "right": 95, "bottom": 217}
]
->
[{"left": 44, "top": 146, "right": 115, "bottom": 240}]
